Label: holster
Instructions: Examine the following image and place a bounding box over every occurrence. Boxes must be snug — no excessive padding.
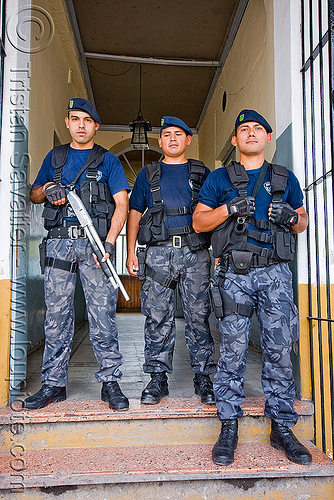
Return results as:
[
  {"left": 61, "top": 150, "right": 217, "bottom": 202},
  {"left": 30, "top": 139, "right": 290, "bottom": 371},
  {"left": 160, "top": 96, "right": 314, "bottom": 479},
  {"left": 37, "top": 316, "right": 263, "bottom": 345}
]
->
[
  {"left": 39, "top": 238, "right": 47, "bottom": 274},
  {"left": 136, "top": 247, "right": 147, "bottom": 282},
  {"left": 209, "top": 280, "right": 224, "bottom": 319}
]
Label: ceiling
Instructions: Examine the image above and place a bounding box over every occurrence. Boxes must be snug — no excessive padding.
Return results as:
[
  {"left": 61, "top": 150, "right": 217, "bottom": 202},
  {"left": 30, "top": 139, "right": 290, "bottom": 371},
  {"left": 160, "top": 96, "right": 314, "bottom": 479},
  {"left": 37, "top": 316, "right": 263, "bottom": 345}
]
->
[{"left": 66, "top": 0, "right": 248, "bottom": 132}]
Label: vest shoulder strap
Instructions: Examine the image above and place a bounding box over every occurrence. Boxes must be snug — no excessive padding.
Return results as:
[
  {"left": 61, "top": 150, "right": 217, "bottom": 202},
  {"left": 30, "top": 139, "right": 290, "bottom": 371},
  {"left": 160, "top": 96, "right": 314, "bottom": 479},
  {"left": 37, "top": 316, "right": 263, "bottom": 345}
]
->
[
  {"left": 225, "top": 161, "right": 288, "bottom": 201},
  {"left": 226, "top": 161, "right": 249, "bottom": 196},
  {"left": 51, "top": 143, "right": 107, "bottom": 186},
  {"left": 188, "top": 159, "right": 206, "bottom": 204},
  {"left": 146, "top": 162, "right": 162, "bottom": 204},
  {"left": 146, "top": 161, "right": 161, "bottom": 185},
  {"left": 145, "top": 159, "right": 207, "bottom": 206},
  {"left": 51, "top": 144, "right": 70, "bottom": 184},
  {"left": 84, "top": 144, "right": 108, "bottom": 181},
  {"left": 270, "top": 164, "right": 288, "bottom": 201}
]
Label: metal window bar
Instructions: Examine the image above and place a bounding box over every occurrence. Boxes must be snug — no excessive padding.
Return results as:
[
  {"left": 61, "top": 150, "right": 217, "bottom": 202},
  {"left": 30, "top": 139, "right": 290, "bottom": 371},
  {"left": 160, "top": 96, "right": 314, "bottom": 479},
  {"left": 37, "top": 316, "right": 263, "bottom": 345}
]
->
[{"left": 301, "top": 0, "right": 334, "bottom": 457}]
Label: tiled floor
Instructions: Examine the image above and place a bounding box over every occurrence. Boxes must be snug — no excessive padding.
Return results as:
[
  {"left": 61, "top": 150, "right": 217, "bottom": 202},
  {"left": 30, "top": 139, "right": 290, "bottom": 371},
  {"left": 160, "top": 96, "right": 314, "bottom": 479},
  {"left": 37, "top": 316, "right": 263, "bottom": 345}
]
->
[{"left": 24, "top": 312, "right": 264, "bottom": 401}]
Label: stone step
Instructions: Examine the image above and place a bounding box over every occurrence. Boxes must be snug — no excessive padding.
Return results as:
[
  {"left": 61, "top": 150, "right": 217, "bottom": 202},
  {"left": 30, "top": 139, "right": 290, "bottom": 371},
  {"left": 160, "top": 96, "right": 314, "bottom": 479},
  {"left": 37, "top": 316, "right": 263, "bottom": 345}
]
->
[
  {"left": 0, "top": 397, "right": 314, "bottom": 451},
  {"left": 1, "top": 441, "right": 334, "bottom": 498}
]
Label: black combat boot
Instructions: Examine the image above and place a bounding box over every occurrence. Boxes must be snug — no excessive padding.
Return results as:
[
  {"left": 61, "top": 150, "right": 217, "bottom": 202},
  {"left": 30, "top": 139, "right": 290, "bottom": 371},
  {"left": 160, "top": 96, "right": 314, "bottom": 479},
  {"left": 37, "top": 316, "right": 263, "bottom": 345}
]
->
[
  {"left": 23, "top": 385, "right": 66, "bottom": 410},
  {"left": 141, "top": 372, "right": 169, "bottom": 404},
  {"left": 270, "top": 420, "right": 312, "bottom": 464},
  {"left": 212, "top": 419, "right": 238, "bottom": 466},
  {"left": 193, "top": 374, "right": 215, "bottom": 404},
  {"left": 101, "top": 381, "right": 129, "bottom": 411}
]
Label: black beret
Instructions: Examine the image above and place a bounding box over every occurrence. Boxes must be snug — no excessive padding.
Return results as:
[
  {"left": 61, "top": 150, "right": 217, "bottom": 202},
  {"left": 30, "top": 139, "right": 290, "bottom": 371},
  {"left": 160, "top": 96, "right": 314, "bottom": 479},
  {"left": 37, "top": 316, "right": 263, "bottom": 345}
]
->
[
  {"left": 160, "top": 116, "right": 193, "bottom": 136},
  {"left": 68, "top": 98, "right": 101, "bottom": 124},
  {"left": 235, "top": 109, "right": 272, "bottom": 133}
]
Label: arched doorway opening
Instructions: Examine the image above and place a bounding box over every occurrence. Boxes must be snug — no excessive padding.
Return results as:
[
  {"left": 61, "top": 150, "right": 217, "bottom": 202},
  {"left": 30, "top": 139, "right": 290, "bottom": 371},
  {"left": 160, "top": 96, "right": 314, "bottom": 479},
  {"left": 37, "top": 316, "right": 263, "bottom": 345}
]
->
[{"left": 112, "top": 141, "right": 162, "bottom": 311}]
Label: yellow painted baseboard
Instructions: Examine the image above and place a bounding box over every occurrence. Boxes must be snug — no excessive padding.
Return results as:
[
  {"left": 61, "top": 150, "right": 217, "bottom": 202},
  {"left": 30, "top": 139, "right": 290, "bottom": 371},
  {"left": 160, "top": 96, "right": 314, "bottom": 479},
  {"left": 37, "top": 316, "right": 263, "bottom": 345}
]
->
[{"left": 0, "top": 279, "right": 11, "bottom": 406}]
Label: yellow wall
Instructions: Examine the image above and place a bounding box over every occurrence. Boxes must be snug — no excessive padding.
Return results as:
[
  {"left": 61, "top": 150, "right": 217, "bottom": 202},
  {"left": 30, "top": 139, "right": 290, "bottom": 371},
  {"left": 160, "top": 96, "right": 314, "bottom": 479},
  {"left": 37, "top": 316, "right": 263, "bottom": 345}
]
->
[
  {"left": 299, "top": 283, "right": 334, "bottom": 458},
  {"left": 0, "top": 280, "right": 11, "bottom": 406},
  {"left": 198, "top": 0, "right": 275, "bottom": 169},
  {"left": 28, "top": 0, "right": 88, "bottom": 183}
]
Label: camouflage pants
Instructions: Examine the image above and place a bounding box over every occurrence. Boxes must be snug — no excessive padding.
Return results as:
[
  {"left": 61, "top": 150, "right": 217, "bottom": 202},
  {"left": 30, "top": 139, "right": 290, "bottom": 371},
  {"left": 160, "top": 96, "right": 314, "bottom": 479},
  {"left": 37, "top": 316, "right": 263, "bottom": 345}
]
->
[
  {"left": 213, "top": 262, "right": 299, "bottom": 426},
  {"left": 41, "top": 238, "right": 122, "bottom": 386},
  {"left": 141, "top": 245, "right": 215, "bottom": 375}
]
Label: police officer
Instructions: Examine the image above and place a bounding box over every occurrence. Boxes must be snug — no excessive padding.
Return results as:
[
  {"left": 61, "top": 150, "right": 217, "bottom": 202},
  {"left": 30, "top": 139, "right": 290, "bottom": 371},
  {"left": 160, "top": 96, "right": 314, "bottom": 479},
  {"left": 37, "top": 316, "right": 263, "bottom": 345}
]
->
[
  {"left": 193, "top": 110, "right": 312, "bottom": 465},
  {"left": 126, "top": 116, "right": 215, "bottom": 405},
  {"left": 23, "top": 98, "right": 130, "bottom": 411}
]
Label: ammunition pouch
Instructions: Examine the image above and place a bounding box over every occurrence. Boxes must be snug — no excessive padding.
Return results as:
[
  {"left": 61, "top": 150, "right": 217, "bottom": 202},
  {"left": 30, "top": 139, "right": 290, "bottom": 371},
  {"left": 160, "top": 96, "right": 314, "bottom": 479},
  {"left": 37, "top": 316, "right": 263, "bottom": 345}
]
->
[
  {"left": 274, "top": 228, "right": 296, "bottom": 261},
  {"left": 138, "top": 203, "right": 168, "bottom": 245},
  {"left": 42, "top": 202, "right": 67, "bottom": 230},
  {"left": 186, "top": 231, "right": 209, "bottom": 252},
  {"left": 136, "top": 247, "right": 147, "bottom": 282},
  {"left": 80, "top": 180, "right": 115, "bottom": 240},
  {"left": 230, "top": 250, "right": 253, "bottom": 275}
]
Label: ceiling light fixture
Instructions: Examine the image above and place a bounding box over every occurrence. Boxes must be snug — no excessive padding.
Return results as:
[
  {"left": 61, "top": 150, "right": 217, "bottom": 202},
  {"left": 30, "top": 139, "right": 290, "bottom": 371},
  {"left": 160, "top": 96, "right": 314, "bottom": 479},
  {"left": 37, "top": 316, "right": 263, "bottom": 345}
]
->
[{"left": 129, "top": 65, "right": 151, "bottom": 149}]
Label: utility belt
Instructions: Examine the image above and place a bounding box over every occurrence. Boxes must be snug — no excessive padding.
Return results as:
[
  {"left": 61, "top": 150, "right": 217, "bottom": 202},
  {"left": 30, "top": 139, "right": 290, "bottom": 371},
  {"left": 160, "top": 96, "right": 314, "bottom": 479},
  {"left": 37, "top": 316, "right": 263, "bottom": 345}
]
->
[
  {"left": 138, "top": 203, "right": 209, "bottom": 252},
  {"left": 221, "top": 250, "right": 279, "bottom": 274},
  {"left": 47, "top": 221, "right": 87, "bottom": 240},
  {"left": 148, "top": 235, "right": 189, "bottom": 248}
]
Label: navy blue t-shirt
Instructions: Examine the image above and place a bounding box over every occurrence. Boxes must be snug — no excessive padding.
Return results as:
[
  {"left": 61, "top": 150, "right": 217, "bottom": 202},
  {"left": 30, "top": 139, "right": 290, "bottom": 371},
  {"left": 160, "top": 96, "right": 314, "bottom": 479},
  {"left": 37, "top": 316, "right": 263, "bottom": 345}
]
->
[
  {"left": 33, "top": 146, "right": 130, "bottom": 196},
  {"left": 129, "top": 161, "right": 210, "bottom": 229},
  {"left": 198, "top": 161, "right": 304, "bottom": 248}
]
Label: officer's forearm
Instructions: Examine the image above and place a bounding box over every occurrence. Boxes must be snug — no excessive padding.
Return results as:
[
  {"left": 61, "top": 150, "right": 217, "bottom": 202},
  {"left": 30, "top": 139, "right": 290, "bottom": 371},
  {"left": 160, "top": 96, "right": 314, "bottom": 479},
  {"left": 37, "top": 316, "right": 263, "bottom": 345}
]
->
[
  {"left": 30, "top": 184, "right": 48, "bottom": 204},
  {"left": 126, "top": 209, "right": 142, "bottom": 253},
  {"left": 105, "top": 191, "right": 129, "bottom": 244},
  {"left": 193, "top": 203, "right": 229, "bottom": 233},
  {"left": 291, "top": 208, "right": 308, "bottom": 234}
]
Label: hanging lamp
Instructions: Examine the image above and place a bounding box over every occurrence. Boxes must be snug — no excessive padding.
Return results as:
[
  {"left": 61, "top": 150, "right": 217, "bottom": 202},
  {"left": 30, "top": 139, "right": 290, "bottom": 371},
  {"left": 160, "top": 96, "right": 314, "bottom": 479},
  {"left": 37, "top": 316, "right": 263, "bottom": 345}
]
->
[{"left": 129, "top": 65, "right": 151, "bottom": 149}]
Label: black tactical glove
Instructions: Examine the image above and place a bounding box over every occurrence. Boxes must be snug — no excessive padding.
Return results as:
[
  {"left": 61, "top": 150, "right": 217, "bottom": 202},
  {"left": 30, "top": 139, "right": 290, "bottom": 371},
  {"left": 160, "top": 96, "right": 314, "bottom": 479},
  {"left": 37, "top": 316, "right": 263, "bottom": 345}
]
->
[
  {"left": 227, "top": 196, "right": 255, "bottom": 217},
  {"left": 269, "top": 202, "right": 298, "bottom": 226},
  {"left": 104, "top": 242, "right": 115, "bottom": 261},
  {"left": 44, "top": 182, "right": 66, "bottom": 203}
]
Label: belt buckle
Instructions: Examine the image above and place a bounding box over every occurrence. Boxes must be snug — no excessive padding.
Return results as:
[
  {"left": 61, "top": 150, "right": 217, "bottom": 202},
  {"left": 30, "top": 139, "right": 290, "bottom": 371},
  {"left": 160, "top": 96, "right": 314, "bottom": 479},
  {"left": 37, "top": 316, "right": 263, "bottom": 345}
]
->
[
  {"left": 69, "top": 226, "right": 79, "bottom": 239},
  {"left": 173, "top": 235, "right": 182, "bottom": 248}
]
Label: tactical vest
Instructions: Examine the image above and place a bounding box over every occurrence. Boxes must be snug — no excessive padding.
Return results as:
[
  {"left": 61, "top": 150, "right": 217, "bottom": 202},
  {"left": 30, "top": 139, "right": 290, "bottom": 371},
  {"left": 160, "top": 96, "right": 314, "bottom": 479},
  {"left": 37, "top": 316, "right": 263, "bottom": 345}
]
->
[
  {"left": 211, "top": 161, "right": 296, "bottom": 265},
  {"left": 42, "top": 143, "right": 115, "bottom": 240},
  {"left": 137, "top": 159, "right": 209, "bottom": 251}
]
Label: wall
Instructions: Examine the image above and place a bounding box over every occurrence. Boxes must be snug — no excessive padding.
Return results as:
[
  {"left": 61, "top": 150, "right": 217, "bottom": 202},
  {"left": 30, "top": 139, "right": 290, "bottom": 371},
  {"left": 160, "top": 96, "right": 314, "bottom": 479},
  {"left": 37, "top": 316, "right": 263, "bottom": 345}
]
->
[
  {"left": 0, "top": 0, "right": 33, "bottom": 405},
  {"left": 198, "top": 0, "right": 275, "bottom": 169},
  {"left": 27, "top": 0, "right": 89, "bottom": 352}
]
